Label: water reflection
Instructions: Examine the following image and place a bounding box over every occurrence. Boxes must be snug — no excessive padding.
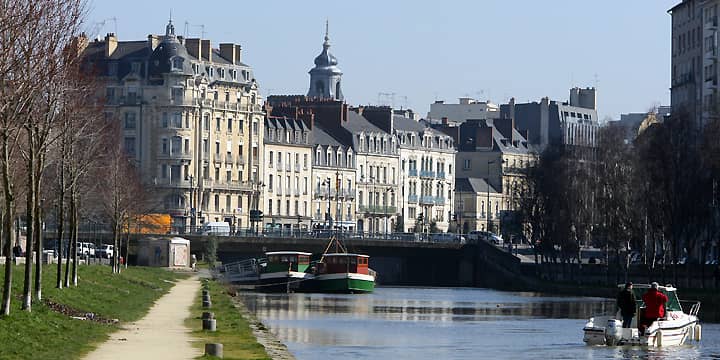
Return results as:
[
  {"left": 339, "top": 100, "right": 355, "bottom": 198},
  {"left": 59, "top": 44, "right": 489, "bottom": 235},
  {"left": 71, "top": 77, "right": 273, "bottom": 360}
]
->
[{"left": 237, "top": 287, "right": 720, "bottom": 360}]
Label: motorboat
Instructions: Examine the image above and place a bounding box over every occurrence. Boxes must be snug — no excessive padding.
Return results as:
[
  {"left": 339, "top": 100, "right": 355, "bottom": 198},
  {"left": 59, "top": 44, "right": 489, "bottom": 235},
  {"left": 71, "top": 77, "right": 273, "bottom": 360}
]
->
[{"left": 583, "top": 283, "right": 701, "bottom": 347}]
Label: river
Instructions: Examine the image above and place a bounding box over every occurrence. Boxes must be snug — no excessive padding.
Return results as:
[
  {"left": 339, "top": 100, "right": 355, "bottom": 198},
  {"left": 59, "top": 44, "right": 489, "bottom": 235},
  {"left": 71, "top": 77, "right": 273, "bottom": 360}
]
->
[{"left": 237, "top": 287, "right": 720, "bottom": 359}]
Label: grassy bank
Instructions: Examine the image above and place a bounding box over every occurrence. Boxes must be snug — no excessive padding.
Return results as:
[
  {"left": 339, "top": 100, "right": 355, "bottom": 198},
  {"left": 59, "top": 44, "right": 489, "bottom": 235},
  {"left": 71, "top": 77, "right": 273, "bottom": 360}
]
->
[
  {"left": 0, "top": 264, "right": 184, "bottom": 359},
  {"left": 186, "top": 278, "right": 270, "bottom": 359}
]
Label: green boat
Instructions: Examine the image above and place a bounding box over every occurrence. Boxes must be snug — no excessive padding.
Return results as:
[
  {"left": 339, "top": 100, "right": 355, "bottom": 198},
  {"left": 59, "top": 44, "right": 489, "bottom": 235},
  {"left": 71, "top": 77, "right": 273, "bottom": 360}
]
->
[
  {"left": 312, "top": 252, "right": 375, "bottom": 293},
  {"left": 258, "top": 251, "right": 314, "bottom": 292}
]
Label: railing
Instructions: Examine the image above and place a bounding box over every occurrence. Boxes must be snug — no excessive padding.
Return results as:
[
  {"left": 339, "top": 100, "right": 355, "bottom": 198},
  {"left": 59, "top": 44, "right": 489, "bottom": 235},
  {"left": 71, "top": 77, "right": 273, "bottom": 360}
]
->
[
  {"left": 213, "top": 154, "right": 222, "bottom": 164},
  {"left": 294, "top": 164, "right": 300, "bottom": 172},
  {"left": 436, "top": 172, "right": 446, "bottom": 179},
  {"left": 236, "top": 157, "right": 245, "bottom": 166},
  {"left": 408, "top": 169, "right": 418, "bottom": 177},
  {"left": 434, "top": 197, "right": 446, "bottom": 206},
  {"left": 224, "top": 153, "right": 233, "bottom": 163},
  {"left": 420, "top": 170, "right": 435, "bottom": 178},
  {"left": 408, "top": 194, "right": 418, "bottom": 203},
  {"left": 358, "top": 205, "right": 397, "bottom": 214},
  {"left": 420, "top": 195, "right": 435, "bottom": 205},
  {"left": 285, "top": 164, "right": 291, "bottom": 172}
]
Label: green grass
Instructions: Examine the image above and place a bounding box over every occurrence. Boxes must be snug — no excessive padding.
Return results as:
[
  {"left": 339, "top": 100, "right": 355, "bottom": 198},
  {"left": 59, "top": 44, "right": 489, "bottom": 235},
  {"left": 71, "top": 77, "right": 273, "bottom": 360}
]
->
[
  {"left": 186, "top": 279, "right": 270, "bottom": 360},
  {"left": 0, "top": 264, "right": 185, "bottom": 359}
]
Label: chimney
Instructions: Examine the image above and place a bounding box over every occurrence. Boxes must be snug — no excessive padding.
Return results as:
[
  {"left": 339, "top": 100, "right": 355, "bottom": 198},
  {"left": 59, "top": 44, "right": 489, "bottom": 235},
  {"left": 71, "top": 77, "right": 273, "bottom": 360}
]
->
[
  {"left": 494, "top": 117, "right": 515, "bottom": 141},
  {"left": 67, "top": 33, "right": 89, "bottom": 58},
  {"left": 361, "top": 106, "right": 393, "bottom": 133},
  {"left": 442, "top": 117, "right": 448, "bottom": 125},
  {"left": 219, "top": 43, "right": 236, "bottom": 64},
  {"left": 104, "top": 33, "right": 117, "bottom": 57},
  {"left": 185, "top": 38, "right": 201, "bottom": 59},
  {"left": 147, "top": 34, "right": 160, "bottom": 50},
  {"left": 201, "top": 40, "right": 212, "bottom": 62},
  {"left": 235, "top": 44, "right": 242, "bottom": 63}
]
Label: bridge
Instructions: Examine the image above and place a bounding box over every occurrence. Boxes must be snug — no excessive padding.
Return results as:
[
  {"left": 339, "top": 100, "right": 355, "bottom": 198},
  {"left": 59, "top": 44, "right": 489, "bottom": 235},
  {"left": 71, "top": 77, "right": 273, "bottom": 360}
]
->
[{"left": 44, "top": 231, "right": 527, "bottom": 289}]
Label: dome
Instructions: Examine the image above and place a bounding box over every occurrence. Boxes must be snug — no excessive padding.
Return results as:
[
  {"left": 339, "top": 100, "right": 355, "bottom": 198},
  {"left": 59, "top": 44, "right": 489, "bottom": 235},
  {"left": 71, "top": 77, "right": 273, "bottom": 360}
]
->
[
  {"left": 314, "top": 36, "right": 338, "bottom": 67},
  {"left": 148, "top": 20, "right": 193, "bottom": 77}
]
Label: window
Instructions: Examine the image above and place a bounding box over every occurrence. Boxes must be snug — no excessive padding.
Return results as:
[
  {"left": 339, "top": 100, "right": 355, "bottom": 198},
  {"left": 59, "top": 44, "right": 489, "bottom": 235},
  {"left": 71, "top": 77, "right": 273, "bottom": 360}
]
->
[
  {"left": 124, "top": 112, "right": 136, "bottom": 129},
  {"left": 161, "top": 138, "right": 168, "bottom": 154},
  {"left": 227, "top": 118, "right": 233, "bottom": 133},
  {"left": 214, "top": 167, "right": 220, "bottom": 180},
  {"left": 215, "top": 141, "right": 220, "bottom": 155},
  {"left": 226, "top": 169, "right": 232, "bottom": 182},
  {"left": 161, "top": 164, "right": 168, "bottom": 178},
  {"left": 184, "top": 138, "right": 189, "bottom": 154},
  {"left": 172, "top": 113, "right": 182, "bottom": 128},
  {"left": 171, "top": 136, "right": 181, "bottom": 155},
  {"left": 268, "top": 200, "right": 273, "bottom": 215},
  {"left": 269, "top": 151, "right": 274, "bottom": 167},
  {"left": 124, "top": 137, "right": 135, "bottom": 155},
  {"left": 303, "top": 154, "right": 308, "bottom": 169},
  {"left": 226, "top": 195, "right": 231, "bottom": 212},
  {"left": 203, "top": 115, "right": 210, "bottom": 131},
  {"left": 214, "top": 195, "right": 220, "bottom": 212},
  {"left": 172, "top": 87, "right": 183, "bottom": 103},
  {"left": 268, "top": 174, "right": 274, "bottom": 190},
  {"left": 463, "top": 159, "right": 471, "bottom": 170},
  {"left": 215, "top": 117, "right": 221, "bottom": 132}
]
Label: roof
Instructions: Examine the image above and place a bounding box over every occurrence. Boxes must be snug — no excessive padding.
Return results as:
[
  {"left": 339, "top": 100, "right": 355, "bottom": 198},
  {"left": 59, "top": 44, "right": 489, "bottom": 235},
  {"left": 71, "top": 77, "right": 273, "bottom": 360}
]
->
[
  {"left": 265, "top": 251, "right": 312, "bottom": 256},
  {"left": 312, "top": 125, "right": 346, "bottom": 148},
  {"left": 343, "top": 111, "right": 386, "bottom": 133},
  {"left": 617, "top": 283, "right": 677, "bottom": 292},
  {"left": 322, "top": 253, "right": 369, "bottom": 258},
  {"left": 455, "top": 177, "right": 499, "bottom": 194},
  {"left": 393, "top": 115, "right": 427, "bottom": 132}
]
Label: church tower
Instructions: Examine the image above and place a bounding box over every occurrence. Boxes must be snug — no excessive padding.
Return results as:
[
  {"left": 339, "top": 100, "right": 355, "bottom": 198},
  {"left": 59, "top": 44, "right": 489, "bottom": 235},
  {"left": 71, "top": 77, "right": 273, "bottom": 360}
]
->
[{"left": 307, "top": 21, "right": 343, "bottom": 101}]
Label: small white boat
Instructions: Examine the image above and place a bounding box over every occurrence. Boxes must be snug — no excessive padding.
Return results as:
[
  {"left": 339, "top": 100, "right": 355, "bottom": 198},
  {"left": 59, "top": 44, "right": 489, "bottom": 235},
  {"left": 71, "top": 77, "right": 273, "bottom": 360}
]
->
[{"left": 583, "top": 283, "right": 701, "bottom": 347}]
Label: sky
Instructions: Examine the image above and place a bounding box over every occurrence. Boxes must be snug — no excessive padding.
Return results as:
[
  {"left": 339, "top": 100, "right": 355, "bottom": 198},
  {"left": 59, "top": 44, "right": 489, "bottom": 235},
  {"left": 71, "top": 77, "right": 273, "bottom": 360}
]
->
[{"left": 88, "top": 0, "right": 679, "bottom": 121}]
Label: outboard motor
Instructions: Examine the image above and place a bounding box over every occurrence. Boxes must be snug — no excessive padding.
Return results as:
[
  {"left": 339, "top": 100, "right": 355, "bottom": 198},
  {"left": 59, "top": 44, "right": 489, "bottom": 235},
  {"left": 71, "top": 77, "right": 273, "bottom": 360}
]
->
[{"left": 605, "top": 319, "right": 622, "bottom": 346}]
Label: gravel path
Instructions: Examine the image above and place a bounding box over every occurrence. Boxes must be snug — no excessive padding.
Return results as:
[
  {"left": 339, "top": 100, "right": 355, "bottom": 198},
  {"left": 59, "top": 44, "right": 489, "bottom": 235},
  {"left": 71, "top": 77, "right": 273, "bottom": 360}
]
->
[{"left": 83, "top": 276, "right": 202, "bottom": 360}]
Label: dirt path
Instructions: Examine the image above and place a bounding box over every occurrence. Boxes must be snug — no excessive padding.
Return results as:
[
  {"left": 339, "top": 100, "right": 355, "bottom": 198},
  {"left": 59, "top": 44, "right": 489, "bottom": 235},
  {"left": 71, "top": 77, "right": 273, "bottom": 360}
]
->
[{"left": 83, "top": 276, "right": 202, "bottom": 360}]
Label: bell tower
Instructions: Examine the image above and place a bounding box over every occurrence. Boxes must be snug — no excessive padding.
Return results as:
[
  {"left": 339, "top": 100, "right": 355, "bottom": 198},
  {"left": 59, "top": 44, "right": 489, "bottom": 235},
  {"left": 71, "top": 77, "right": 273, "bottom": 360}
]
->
[{"left": 307, "top": 21, "right": 343, "bottom": 101}]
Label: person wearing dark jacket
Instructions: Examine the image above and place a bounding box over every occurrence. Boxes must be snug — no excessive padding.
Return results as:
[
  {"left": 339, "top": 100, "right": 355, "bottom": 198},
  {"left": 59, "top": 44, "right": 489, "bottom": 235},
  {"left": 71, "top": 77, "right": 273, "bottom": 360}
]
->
[{"left": 616, "top": 282, "right": 636, "bottom": 328}]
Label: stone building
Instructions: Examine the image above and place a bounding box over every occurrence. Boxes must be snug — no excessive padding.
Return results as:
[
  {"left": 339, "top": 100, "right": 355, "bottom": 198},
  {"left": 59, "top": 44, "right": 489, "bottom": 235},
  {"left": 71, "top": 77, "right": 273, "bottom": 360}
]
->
[
  {"left": 80, "top": 20, "right": 264, "bottom": 232},
  {"left": 263, "top": 116, "right": 313, "bottom": 233}
]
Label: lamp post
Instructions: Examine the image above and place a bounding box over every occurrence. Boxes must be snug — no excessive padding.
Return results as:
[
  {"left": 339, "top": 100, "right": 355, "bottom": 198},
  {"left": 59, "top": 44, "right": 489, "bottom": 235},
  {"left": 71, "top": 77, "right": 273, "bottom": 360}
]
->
[
  {"left": 323, "top": 177, "right": 331, "bottom": 229},
  {"left": 189, "top": 175, "right": 195, "bottom": 232},
  {"left": 487, "top": 160, "right": 494, "bottom": 233}
]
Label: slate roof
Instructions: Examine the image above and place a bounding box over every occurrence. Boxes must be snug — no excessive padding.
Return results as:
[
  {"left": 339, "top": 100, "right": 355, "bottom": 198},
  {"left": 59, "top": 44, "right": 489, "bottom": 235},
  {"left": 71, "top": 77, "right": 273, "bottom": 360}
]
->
[
  {"left": 455, "top": 177, "right": 499, "bottom": 194},
  {"left": 312, "top": 126, "right": 345, "bottom": 148}
]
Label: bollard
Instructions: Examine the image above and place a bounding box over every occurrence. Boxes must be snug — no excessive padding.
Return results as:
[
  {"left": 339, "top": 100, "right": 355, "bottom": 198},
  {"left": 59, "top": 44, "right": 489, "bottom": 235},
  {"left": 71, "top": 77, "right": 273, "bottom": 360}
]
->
[
  {"left": 202, "top": 294, "right": 211, "bottom": 302},
  {"left": 202, "top": 300, "right": 212, "bottom": 308},
  {"left": 204, "top": 343, "right": 223, "bottom": 358},
  {"left": 202, "top": 311, "right": 214, "bottom": 320},
  {"left": 202, "top": 289, "right": 209, "bottom": 297},
  {"left": 202, "top": 318, "right": 217, "bottom": 331}
]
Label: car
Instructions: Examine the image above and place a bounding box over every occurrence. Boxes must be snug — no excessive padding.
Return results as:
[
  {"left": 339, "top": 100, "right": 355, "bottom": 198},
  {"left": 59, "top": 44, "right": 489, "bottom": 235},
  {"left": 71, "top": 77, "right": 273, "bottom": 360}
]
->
[
  {"left": 197, "top": 222, "right": 231, "bottom": 236},
  {"left": 76, "top": 242, "right": 96, "bottom": 258},
  {"left": 468, "top": 230, "right": 504, "bottom": 245},
  {"left": 430, "top": 233, "right": 466, "bottom": 244},
  {"left": 97, "top": 244, "right": 114, "bottom": 259}
]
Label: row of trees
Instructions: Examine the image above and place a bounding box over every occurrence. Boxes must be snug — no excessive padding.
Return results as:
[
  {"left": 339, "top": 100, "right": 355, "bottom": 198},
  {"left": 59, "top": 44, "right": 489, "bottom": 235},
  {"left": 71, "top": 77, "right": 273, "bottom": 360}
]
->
[
  {"left": 0, "top": 0, "right": 149, "bottom": 316},
  {"left": 518, "top": 109, "right": 720, "bottom": 286}
]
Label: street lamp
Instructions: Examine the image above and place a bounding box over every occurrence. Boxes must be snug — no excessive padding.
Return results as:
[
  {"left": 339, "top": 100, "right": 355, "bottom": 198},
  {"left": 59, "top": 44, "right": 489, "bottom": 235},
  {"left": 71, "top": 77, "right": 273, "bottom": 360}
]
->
[
  {"left": 322, "top": 177, "right": 331, "bottom": 229},
  {"left": 189, "top": 175, "right": 195, "bottom": 232},
  {"left": 487, "top": 160, "right": 494, "bottom": 233}
]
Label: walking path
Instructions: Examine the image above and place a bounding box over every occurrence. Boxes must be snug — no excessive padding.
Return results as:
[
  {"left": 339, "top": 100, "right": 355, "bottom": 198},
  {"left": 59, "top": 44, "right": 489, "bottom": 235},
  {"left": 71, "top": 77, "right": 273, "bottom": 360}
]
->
[{"left": 83, "top": 276, "right": 202, "bottom": 360}]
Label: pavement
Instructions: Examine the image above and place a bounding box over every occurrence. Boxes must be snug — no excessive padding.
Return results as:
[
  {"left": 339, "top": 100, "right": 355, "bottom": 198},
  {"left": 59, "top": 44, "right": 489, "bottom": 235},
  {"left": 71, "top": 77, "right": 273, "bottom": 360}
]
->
[{"left": 83, "top": 276, "right": 202, "bottom": 360}]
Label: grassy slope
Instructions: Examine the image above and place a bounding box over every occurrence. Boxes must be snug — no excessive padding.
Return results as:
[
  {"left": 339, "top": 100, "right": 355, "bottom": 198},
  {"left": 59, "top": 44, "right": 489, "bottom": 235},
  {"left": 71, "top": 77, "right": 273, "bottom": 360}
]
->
[
  {"left": 0, "top": 264, "right": 184, "bottom": 359},
  {"left": 185, "top": 279, "right": 270, "bottom": 360}
]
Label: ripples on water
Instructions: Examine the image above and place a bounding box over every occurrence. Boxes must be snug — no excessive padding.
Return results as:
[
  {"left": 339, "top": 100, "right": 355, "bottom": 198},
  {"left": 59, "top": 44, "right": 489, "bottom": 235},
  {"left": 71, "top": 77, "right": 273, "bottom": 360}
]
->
[{"left": 237, "top": 287, "right": 720, "bottom": 360}]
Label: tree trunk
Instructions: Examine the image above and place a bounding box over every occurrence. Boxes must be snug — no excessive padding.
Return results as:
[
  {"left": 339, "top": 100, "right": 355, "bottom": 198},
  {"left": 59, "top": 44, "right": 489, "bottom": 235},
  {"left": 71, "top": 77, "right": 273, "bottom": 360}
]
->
[
  {"left": 56, "top": 146, "right": 65, "bottom": 289},
  {"left": 33, "top": 150, "right": 44, "bottom": 300},
  {"left": 71, "top": 192, "right": 78, "bottom": 286},
  {"left": 1, "top": 135, "right": 14, "bottom": 316},
  {"left": 22, "top": 133, "right": 35, "bottom": 311},
  {"left": 63, "top": 209, "right": 72, "bottom": 288}
]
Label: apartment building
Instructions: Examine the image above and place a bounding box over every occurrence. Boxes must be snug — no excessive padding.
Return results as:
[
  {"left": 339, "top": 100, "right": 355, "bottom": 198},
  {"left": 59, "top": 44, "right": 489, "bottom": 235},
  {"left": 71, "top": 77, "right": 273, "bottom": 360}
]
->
[{"left": 80, "top": 20, "right": 264, "bottom": 232}]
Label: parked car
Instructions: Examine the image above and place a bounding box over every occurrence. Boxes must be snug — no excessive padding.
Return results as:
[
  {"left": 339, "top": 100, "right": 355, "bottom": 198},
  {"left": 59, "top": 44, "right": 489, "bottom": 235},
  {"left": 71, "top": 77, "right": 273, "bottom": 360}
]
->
[
  {"left": 468, "top": 231, "right": 503, "bottom": 245},
  {"left": 97, "top": 244, "right": 114, "bottom": 259},
  {"left": 430, "top": 233, "right": 466, "bottom": 244},
  {"left": 76, "top": 242, "right": 96, "bottom": 258},
  {"left": 198, "top": 222, "right": 231, "bottom": 236}
]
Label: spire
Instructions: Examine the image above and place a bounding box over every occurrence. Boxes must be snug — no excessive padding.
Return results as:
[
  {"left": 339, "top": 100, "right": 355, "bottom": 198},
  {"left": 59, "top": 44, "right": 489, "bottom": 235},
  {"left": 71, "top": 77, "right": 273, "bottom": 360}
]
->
[
  {"left": 166, "top": 10, "right": 175, "bottom": 36},
  {"left": 323, "top": 19, "right": 330, "bottom": 49}
]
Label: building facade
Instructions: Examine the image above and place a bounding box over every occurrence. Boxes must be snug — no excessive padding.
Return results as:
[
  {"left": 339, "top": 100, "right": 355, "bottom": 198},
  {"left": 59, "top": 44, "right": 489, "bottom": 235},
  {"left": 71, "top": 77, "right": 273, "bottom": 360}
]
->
[
  {"left": 81, "top": 21, "right": 264, "bottom": 232},
  {"left": 394, "top": 115, "right": 456, "bottom": 233},
  {"left": 263, "top": 116, "right": 312, "bottom": 232},
  {"left": 427, "top": 98, "right": 500, "bottom": 125}
]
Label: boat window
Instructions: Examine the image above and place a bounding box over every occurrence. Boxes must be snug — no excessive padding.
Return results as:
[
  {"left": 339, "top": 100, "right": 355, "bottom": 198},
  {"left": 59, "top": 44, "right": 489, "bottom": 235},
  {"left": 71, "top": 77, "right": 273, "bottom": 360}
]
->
[
  {"left": 350, "top": 257, "right": 357, "bottom": 264},
  {"left": 632, "top": 288, "right": 683, "bottom": 312}
]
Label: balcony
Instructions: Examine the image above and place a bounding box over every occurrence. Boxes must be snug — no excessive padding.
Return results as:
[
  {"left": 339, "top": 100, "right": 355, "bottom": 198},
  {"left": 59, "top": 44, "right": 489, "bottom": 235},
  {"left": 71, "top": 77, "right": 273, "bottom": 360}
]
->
[
  {"left": 285, "top": 188, "right": 292, "bottom": 196},
  {"left": 358, "top": 205, "right": 397, "bottom": 215},
  {"left": 339, "top": 189, "right": 355, "bottom": 199},
  {"left": 285, "top": 164, "right": 291, "bottom": 172},
  {"left": 420, "top": 195, "right": 435, "bottom": 205},
  {"left": 294, "top": 164, "right": 301, "bottom": 172},
  {"left": 294, "top": 188, "right": 300, "bottom": 197},
  {"left": 434, "top": 197, "right": 446, "bottom": 206},
  {"left": 408, "top": 169, "right": 418, "bottom": 177},
  {"left": 236, "top": 156, "right": 245, "bottom": 166},
  {"left": 213, "top": 154, "right": 222, "bottom": 164},
  {"left": 408, "top": 194, "right": 418, "bottom": 203},
  {"left": 706, "top": 16, "right": 718, "bottom": 30},
  {"left": 436, "top": 172, "right": 446, "bottom": 179},
  {"left": 224, "top": 153, "right": 233, "bottom": 164},
  {"left": 420, "top": 170, "right": 435, "bottom": 178}
]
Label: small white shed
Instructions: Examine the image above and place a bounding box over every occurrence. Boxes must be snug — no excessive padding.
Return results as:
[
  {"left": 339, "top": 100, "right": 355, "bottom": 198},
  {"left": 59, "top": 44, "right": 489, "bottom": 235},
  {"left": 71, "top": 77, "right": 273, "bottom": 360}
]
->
[{"left": 136, "top": 237, "right": 191, "bottom": 268}]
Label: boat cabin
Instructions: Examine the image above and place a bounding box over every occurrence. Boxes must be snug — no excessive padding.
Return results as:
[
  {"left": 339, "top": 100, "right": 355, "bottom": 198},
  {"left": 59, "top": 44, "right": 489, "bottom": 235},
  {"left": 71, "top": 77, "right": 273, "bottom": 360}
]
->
[
  {"left": 264, "top": 251, "right": 312, "bottom": 273},
  {"left": 317, "top": 253, "right": 370, "bottom": 275}
]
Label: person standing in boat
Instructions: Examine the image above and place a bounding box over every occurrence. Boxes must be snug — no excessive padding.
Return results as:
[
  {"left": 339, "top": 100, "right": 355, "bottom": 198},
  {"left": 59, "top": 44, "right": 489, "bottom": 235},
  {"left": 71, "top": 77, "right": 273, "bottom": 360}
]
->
[
  {"left": 616, "top": 282, "right": 636, "bottom": 328},
  {"left": 640, "top": 282, "right": 668, "bottom": 332}
]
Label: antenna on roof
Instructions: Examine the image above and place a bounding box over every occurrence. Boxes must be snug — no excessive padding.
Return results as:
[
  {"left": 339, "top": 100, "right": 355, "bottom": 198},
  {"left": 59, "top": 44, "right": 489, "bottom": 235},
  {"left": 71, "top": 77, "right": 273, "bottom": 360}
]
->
[
  {"left": 90, "top": 17, "right": 118, "bottom": 38},
  {"left": 184, "top": 21, "right": 206, "bottom": 38}
]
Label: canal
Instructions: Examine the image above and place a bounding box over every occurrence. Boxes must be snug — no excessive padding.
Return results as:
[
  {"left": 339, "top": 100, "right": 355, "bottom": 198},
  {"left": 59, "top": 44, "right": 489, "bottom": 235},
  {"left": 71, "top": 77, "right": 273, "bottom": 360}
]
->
[{"left": 238, "top": 287, "right": 720, "bottom": 359}]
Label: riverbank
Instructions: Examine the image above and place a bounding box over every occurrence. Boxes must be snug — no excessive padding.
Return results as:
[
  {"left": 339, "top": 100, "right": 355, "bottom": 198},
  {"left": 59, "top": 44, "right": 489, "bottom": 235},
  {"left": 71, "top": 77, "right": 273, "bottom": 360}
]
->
[
  {"left": 185, "top": 277, "right": 273, "bottom": 359},
  {"left": 0, "top": 265, "right": 184, "bottom": 359}
]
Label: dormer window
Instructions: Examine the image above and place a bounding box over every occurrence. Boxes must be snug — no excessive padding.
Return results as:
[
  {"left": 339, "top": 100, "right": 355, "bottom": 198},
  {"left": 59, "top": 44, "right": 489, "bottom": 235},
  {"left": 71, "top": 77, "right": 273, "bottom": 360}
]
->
[{"left": 171, "top": 57, "right": 183, "bottom": 71}]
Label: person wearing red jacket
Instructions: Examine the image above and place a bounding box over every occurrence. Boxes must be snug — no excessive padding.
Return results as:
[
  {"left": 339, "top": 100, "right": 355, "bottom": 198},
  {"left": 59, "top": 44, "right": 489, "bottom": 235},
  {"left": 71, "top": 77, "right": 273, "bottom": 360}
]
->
[{"left": 639, "top": 282, "right": 668, "bottom": 333}]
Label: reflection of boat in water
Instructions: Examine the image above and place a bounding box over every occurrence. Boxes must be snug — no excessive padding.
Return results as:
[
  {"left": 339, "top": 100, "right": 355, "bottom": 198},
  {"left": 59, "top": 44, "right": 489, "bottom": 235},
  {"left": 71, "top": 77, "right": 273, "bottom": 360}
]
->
[{"left": 583, "top": 284, "right": 701, "bottom": 347}]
